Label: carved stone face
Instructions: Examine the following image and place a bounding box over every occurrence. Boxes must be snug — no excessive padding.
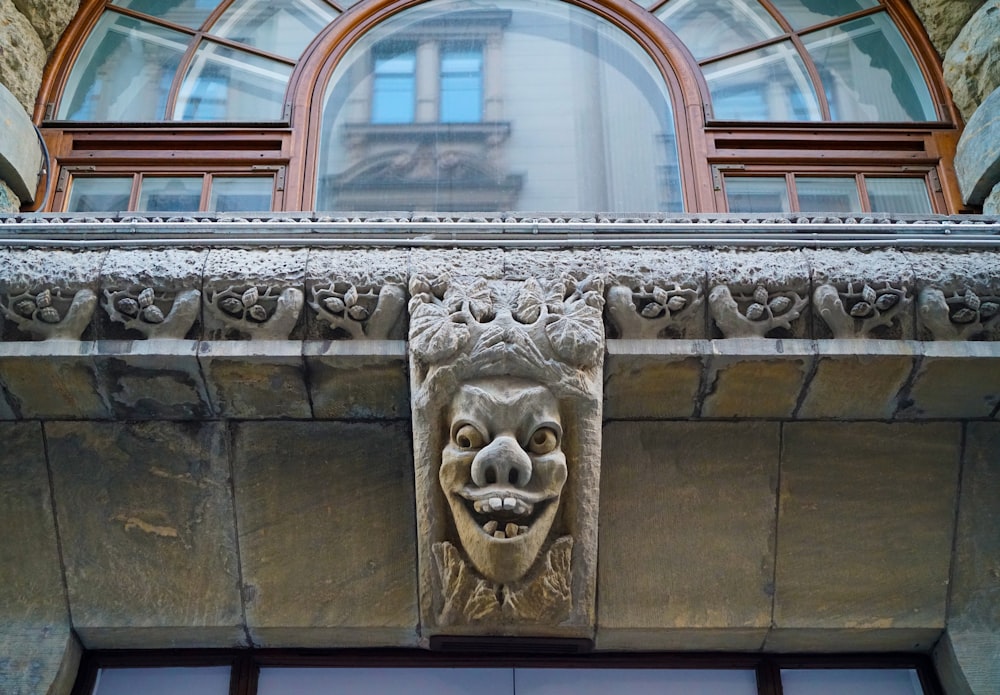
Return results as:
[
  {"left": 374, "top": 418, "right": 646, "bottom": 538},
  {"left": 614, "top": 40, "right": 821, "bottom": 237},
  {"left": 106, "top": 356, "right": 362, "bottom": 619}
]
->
[{"left": 440, "top": 378, "right": 568, "bottom": 585}]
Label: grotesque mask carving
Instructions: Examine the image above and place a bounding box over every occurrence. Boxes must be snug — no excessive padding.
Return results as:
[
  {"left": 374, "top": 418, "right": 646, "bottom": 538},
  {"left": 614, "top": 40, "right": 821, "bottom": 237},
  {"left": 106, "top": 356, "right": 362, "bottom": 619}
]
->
[{"left": 441, "top": 379, "right": 567, "bottom": 585}]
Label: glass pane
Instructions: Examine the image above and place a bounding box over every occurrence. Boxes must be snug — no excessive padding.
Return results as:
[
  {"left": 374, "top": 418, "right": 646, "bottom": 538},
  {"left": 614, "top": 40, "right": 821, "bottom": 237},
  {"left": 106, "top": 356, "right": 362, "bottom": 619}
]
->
[
  {"left": 725, "top": 176, "right": 789, "bottom": 212},
  {"left": 137, "top": 177, "right": 203, "bottom": 211},
  {"left": 93, "top": 666, "right": 231, "bottom": 695},
  {"left": 209, "top": 0, "right": 338, "bottom": 59},
  {"left": 209, "top": 176, "right": 274, "bottom": 211},
  {"left": 317, "top": 0, "right": 682, "bottom": 213},
  {"left": 112, "top": 0, "right": 219, "bottom": 29},
  {"left": 371, "top": 41, "right": 417, "bottom": 123},
  {"left": 440, "top": 43, "right": 483, "bottom": 122},
  {"left": 781, "top": 668, "right": 924, "bottom": 695},
  {"left": 866, "top": 177, "right": 932, "bottom": 213},
  {"left": 803, "top": 13, "right": 936, "bottom": 121},
  {"left": 257, "top": 667, "right": 511, "bottom": 695},
  {"left": 517, "top": 668, "right": 759, "bottom": 695},
  {"left": 703, "top": 41, "right": 821, "bottom": 120},
  {"left": 174, "top": 41, "right": 293, "bottom": 120},
  {"left": 65, "top": 177, "right": 133, "bottom": 212},
  {"left": 57, "top": 12, "right": 190, "bottom": 121},
  {"left": 656, "top": 0, "right": 783, "bottom": 61},
  {"left": 796, "top": 176, "right": 860, "bottom": 212},
  {"left": 767, "top": 0, "right": 878, "bottom": 31}
]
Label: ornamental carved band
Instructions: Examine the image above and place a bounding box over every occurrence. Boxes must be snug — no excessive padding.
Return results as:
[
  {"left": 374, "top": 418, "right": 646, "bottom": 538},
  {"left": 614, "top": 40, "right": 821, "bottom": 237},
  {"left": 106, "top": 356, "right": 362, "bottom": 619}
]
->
[{"left": 408, "top": 274, "right": 604, "bottom": 637}]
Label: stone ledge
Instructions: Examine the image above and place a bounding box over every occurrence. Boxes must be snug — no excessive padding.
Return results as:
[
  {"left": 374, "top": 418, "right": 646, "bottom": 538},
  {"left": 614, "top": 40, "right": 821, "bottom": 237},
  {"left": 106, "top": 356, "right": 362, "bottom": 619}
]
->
[
  {"left": 0, "top": 85, "right": 41, "bottom": 203},
  {"left": 955, "top": 85, "right": 1000, "bottom": 205},
  {"left": 605, "top": 339, "right": 1000, "bottom": 421}
]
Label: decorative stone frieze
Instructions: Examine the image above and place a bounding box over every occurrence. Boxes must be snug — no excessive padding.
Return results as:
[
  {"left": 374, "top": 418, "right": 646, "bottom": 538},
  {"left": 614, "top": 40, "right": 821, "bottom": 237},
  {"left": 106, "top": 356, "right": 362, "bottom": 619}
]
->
[
  {"left": 409, "top": 268, "right": 604, "bottom": 637},
  {"left": 0, "top": 249, "right": 104, "bottom": 340},
  {"left": 808, "top": 249, "right": 914, "bottom": 340},
  {"left": 707, "top": 251, "right": 810, "bottom": 339},
  {"left": 304, "top": 249, "right": 407, "bottom": 340},
  {"left": 202, "top": 249, "right": 307, "bottom": 341},
  {"left": 604, "top": 249, "right": 708, "bottom": 340},
  {"left": 909, "top": 251, "right": 1000, "bottom": 341}
]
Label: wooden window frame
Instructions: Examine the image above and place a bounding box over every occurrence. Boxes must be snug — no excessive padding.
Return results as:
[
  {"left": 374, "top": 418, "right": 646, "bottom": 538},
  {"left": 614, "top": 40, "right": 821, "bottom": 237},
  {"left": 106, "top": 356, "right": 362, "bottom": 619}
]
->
[
  {"left": 69, "top": 648, "right": 946, "bottom": 695},
  {"left": 30, "top": 0, "right": 966, "bottom": 215}
]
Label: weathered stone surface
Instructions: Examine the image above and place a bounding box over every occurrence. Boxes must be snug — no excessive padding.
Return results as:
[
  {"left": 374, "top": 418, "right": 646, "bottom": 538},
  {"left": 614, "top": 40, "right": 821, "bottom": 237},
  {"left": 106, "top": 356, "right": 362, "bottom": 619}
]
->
[
  {"left": 701, "top": 339, "right": 813, "bottom": 418},
  {"left": 409, "top": 248, "right": 503, "bottom": 280},
  {"left": 898, "top": 341, "right": 1000, "bottom": 418},
  {"left": 46, "top": 421, "right": 244, "bottom": 648},
  {"left": 0, "top": 341, "right": 110, "bottom": 418},
  {"left": 944, "top": 1, "right": 1000, "bottom": 121},
  {"left": 0, "top": 179, "right": 18, "bottom": 212},
  {"left": 202, "top": 249, "right": 307, "bottom": 341},
  {"left": 304, "top": 249, "right": 407, "bottom": 341},
  {"left": 955, "top": 84, "right": 1000, "bottom": 206},
  {"left": 774, "top": 422, "right": 960, "bottom": 647},
  {"left": 0, "top": 83, "right": 42, "bottom": 202},
  {"left": 232, "top": 421, "right": 418, "bottom": 647},
  {"left": 0, "top": 0, "right": 46, "bottom": 114},
  {"left": 99, "top": 249, "right": 207, "bottom": 341},
  {"left": 603, "top": 340, "right": 704, "bottom": 418},
  {"left": 95, "top": 340, "right": 211, "bottom": 420},
  {"left": 0, "top": 381, "right": 16, "bottom": 419},
  {"left": 198, "top": 340, "right": 311, "bottom": 418},
  {"left": 908, "top": 251, "right": 1000, "bottom": 341},
  {"left": 0, "top": 250, "right": 105, "bottom": 341},
  {"left": 807, "top": 249, "right": 914, "bottom": 340},
  {"left": 605, "top": 249, "right": 708, "bottom": 340},
  {"left": 796, "top": 340, "right": 918, "bottom": 419},
  {"left": 504, "top": 249, "right": 606, "bottom": 283},
  {"left": 597, "top": 422, "right": 777, "bottom": 651},
  {"left": 985, "top": 180, "right": 1000, "bottom": 214},
  {"left": 304, "top": 340, "right": 408, "bottom": 419},
  {"left": 943, "top": 423, "right": 1000, "bottom": 695},
  {"left": 910, "top": 0, "right": 986, "bottom": 57},
  {"left": 10, "top": 0, "right": 80, "bottom": 54},
  {"left": 0, "top": 422, "right": 78, "bottom": 695},
  {"left": 708, "top": 250, "right": 810, "bottom": 339}
]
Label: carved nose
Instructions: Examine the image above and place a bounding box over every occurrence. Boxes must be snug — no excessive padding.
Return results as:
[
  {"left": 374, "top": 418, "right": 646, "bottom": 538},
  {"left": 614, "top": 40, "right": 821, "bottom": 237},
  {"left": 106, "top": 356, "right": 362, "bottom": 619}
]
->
[{"left": 471, "top": 436, "right": 533, "bottom": 488}]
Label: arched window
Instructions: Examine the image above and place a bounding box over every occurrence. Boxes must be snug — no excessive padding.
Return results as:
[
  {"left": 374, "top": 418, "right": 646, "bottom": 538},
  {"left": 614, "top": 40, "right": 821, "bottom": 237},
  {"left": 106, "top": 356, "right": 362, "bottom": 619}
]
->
[{"left": 35, "top": 0, "right": 961, "bottom": 215}]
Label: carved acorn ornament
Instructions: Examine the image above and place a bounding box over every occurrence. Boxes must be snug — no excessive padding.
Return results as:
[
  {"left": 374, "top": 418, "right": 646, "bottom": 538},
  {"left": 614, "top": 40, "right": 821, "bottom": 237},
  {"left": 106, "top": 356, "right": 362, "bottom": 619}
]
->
[
  {"left": 1, "top": 286, "right": 97, "bottom": 340},
  {"left": 103, "top": 285, "right": 201, "bottom": 338},
  {"left": 205, "top": 283, "right": 304, "bottom": 340},
  {"left": 813, "top": 281, "right": 909, "bottom": 339},
  {"left": 709, "top": 283, "right": 807, "bottom": 338},
  {"left": 605, "top": 282, "right": 703, "bottom": 339},
  {"left": 918, "top": 285, "right": 1000, "bottom": 340},
  {"left": 308, "top": 281, "right": 406, "bottom": 340}
]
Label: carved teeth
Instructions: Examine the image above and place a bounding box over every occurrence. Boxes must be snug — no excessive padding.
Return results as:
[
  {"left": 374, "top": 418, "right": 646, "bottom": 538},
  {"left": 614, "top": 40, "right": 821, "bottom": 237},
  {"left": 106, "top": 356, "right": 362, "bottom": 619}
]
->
[
  {"left": 483, "top": 518, "right": 530, "bottom": 539},
  {"left": 494, "top": 531, "right": 505, "bottom": 539},
  {"left": 503, "top": 497, "right": 516, "bottom": 510},
  {"left": 505, "top": 523, "right": 519, "bottom": 537},
  {"left": 483, "top": 520, "right": 498, "bottom": 534},
  {"left": 489, "top": 497, "right": 503, "bottom": 511}
]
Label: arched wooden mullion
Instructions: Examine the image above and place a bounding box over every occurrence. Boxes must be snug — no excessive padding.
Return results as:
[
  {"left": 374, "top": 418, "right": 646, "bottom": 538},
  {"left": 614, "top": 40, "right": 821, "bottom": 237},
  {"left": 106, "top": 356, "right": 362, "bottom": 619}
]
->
[{"left": 284, "top": 0, "right": 716, "bottom": 211}]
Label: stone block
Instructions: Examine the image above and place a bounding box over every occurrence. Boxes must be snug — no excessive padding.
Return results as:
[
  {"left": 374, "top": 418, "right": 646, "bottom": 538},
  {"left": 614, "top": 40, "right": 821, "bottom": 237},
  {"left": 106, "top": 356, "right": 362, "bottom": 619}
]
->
[
  {"left": 0, "top": 423, "right": 67, "bottom": 625},
  {"left": 0, "top": 83, "right": 42, "bottom": 202},
  {"left": 304, "top": 340, "right": 409, "bottom": 419},
  {"left": 955, "top": 84, "right": 1000, "bottom": 204},
  {"left": 198, "top": 340, "right": 311, "bottom": 418},
  {"left": 774, "top": 423, "right": 961, "bottom": 644},
  {"left": 597, "top": 422, "right": 778, "bottom": 650},
  {"left": 9, "top": 0, "right": 81, "bottom": 54},
  {"left": 94, "top": 340, "right": 211, "bottom": 420},
  {"left": 603, "top": 340, "right": 705, "bottom": 418},
  {"left": 796, "top": 340, "right": 918, "bottom": 419},
  {"left": 700, "top": 339, "right": 813, "bottom": 418},
  {"left": 897, "top": 342, "right": 1000, "bottom": 419},
  {"left": 0, "top": 341, "right": 110, "bottom": 419},
  {"left": 944, "top": 1, "right": 1000, "bottom": 122},
  {"left": 303, "top": 249, "right": 408, "bottom": 341},
  {"left": 232, "top": 422, "right": 418, "bottom": 647},
  {"left": 409, "top": 248, "right": 504, "bottom": 281},
  {"left": 504, "top": 249, "right": 607, "bottom": 283},
  {"left": 0, "top": 383, "right": 16, "bottom": 419},
  {"left": 0, "top": 626, "right": 80, "bottom": 695},
  {"left": 942, "top": 423, "right": 1000, "bottom": 695},
  {"left": 0, "top": 2, "right": 46, "bottom": 114},
  {"left": 708, "top": 250, "right": 810, "bottom": 339},
  {"left": 46, "top": 421, "right": 244, "bottom": 648},
  {"left": 909, "top": 0, "right": 984, "bottom": 57}
]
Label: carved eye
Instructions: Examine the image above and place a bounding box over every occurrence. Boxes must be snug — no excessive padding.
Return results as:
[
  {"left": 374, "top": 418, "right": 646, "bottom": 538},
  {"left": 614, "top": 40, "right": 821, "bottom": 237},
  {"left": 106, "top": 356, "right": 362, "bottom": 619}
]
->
[
  {"left": 527, "top": 426, "right": 559, "bottom": 454},
  {"left": 454, "top": 424, "right": 485, "bottom": 450}
]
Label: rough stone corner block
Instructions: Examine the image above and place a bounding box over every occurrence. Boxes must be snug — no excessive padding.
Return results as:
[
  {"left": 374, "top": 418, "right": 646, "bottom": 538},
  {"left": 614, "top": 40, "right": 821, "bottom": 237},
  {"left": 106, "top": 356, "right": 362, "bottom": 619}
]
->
[
  {"left": 0, "top": 84, "right": 43, "bottom": 204},
  {"left": 409, "top": 273, "right": 604, "bottom": 639}
]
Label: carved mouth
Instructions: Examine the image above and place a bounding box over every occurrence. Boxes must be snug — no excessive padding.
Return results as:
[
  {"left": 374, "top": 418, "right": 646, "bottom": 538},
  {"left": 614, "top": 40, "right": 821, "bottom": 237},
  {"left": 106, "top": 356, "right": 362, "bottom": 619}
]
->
[{"left": 459, "top": 488, "right": 552, "bottom": 540}]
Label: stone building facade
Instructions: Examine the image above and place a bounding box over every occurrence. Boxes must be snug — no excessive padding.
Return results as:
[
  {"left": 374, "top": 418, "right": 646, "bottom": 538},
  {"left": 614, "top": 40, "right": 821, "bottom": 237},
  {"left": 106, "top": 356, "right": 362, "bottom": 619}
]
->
[{"left": 0, "top": 1, "right": 998, "bottom": 695}]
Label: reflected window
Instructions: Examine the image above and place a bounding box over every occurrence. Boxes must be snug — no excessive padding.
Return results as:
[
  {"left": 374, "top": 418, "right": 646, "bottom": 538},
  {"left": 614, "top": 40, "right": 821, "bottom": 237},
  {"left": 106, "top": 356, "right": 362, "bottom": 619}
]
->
[{"left": 316, "top": 0, "right": 683, "bottom": 212}]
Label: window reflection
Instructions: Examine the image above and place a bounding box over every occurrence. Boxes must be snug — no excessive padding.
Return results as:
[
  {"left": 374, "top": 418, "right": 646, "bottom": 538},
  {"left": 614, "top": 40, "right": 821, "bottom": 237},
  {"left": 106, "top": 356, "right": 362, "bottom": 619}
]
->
[
  {"left": 704, "top": 42, "right": 820, "bottom": 121},
  {"left": 65, "top": 177, "right": 133, "bottom": 212},
  {"left": 316, "top": 0, "right": 682, "bottom": 212},
  {"left": 137, "top": 177, "right": 203, "bottom": 211}
]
